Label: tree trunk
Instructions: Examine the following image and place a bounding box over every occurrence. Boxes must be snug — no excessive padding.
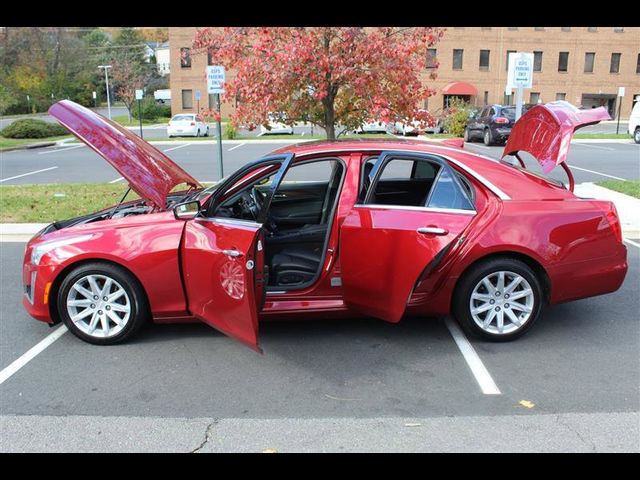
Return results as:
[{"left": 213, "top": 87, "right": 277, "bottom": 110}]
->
[{"left": 323, "top": 95, "right": 336, "bottom": 141}]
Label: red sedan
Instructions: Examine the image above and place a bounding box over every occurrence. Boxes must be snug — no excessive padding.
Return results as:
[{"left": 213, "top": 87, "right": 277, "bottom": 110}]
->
[{"left": 22, "top": 100, "right": 627, "bottom": 352}]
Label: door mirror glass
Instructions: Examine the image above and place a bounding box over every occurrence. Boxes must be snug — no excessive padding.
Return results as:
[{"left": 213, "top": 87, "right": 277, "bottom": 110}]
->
[{"left": 173, "top": 200, "right": 201, "bottom": 220}]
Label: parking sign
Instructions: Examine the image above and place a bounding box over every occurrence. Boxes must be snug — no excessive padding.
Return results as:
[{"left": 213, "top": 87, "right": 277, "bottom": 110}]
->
[
  {"left": 507, "top": 52, "right": 534, "bottom": 89},
  {"left": 207, "top": 66, "right": 225, "bottom": 94}
]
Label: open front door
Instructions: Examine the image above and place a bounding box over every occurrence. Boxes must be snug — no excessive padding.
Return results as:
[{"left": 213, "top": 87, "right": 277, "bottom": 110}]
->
[
  {"left": 340, "top": 151, "right": 475, "bottom": 323},
  {"left": 181, "top": 154, "right": 294, "bottom": 352}
]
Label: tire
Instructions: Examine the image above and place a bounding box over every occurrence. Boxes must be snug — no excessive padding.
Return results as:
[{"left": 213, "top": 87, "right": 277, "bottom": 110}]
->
[
  {"left": 204, "top": 127, "right": 209, "bottom": 137},
  {"left": 463, "top": 128, "right": 471, "bottom": 142},
  {"left": 195, "top": 129, "right": 201, "bottom": 138},
  {"left": 57, "top": 262, "right": 149, "bottom": 345},
  {"left": 634, "top": 127, "right": 640, "bottom": 144},
  {"left": 452, "top": 257, "right": 544, "bottom": 342},
  {"left": 483, "top": 128, "right": 494, "bottom": 146}
]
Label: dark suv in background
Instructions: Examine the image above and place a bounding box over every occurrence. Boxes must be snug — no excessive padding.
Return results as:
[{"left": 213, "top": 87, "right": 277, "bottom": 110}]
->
[{"left": 464, "top": 104, "right": 531, "bottom": 146}]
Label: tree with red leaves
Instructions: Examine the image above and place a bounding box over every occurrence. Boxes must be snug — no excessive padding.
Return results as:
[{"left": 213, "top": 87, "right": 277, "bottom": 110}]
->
[{"left": 192, "top": 27, "right": 444, "bottom": 140}]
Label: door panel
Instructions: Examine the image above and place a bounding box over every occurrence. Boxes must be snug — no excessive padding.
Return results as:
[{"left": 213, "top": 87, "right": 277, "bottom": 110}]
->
[
  {"left": 340, "top": 207, "right": 473, "bottom": 322},
  {"left": 182, "top": 218, "right": 263, "bottom": 352}
]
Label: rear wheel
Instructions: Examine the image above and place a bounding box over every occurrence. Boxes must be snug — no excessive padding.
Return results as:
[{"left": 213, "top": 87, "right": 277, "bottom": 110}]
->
[
  {"left": 483, "top": 128, "right": 494, "bottom": 146},
  {"left": 453, "top": 257, "right": 544, "bottom": 341},
  {"left": 57, "top": 262, "right": 149, "bottom": 345},
  {"left": 634, "top": 127, "right": 639, "bottom": 144},
  {"left": 463, "top": 128, "right": 471, "bottom": 142}
]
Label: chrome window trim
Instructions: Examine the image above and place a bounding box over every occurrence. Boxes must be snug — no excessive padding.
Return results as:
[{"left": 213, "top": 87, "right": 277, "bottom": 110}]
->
[
  {"left": 197, "top": 217, "right": 263, "bottom": 228},
  {"left": 354, "top": 204, "right": 477, "bottom": 215},
  {"left": 295, "top": 147, "right": 511, "bottom": 201}
]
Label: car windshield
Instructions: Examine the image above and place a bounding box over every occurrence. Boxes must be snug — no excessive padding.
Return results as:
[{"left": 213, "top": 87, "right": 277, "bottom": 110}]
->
[{"left": 172, "top": 115, "right": 194, "bottom": 122}]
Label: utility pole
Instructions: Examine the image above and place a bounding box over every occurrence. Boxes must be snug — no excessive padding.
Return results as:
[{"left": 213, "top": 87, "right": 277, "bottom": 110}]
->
[{"left": 98, "top": 65, "right": 112, "bottom": 120}]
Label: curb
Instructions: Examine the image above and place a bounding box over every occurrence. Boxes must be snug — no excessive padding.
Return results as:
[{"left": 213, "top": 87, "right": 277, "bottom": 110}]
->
[{"left": 0, "top": 141, "right": 58, "bottom": 153}]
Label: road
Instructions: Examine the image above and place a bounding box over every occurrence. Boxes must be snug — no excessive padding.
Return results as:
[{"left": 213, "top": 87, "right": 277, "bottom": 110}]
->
[{"left": 1, "top": 138, "right": 638, "bottom": 186}]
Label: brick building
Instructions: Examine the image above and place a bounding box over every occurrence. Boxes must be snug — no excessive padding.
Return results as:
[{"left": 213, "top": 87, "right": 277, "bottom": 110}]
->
[{"left": 169, "top": 27, "right": 640, "bottom": 120}]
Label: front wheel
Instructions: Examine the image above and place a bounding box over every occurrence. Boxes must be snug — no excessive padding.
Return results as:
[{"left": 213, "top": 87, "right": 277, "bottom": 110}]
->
[
  {"left": 463, "top": 128, "right": 471, "bottom": 142},
  {"left": 483, "top": 128, "right": 494, "bottom": 146},
  {"left": 57, "top": 262, "right": 149, "bottom": 345},
  {"left": 452, "top": 258, "right": 544, "bottom": 341}
]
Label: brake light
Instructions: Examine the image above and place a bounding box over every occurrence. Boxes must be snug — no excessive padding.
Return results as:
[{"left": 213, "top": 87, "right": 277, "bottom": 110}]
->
[
  {"left": 495, "top": 117, "right": 509, "bottom": 124},
  {"left": 190, "top": 122, "right": 196, "bottom": 126},
  {"left": 605, "top": 203, "right": 623, "bottom": 243}
]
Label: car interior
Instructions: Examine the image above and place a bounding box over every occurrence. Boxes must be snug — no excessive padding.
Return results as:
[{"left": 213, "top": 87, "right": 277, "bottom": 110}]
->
[{"left": 213, "top": 158, "right": 346, "bottom": 289}]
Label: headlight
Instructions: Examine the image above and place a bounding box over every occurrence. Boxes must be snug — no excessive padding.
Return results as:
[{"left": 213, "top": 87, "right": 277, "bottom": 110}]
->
[{"left": 31, "top": 234, "right": 93, "bottom": 265}]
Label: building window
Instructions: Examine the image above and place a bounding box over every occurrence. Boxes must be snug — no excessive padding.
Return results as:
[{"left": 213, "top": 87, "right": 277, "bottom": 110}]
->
[
  {"left": 637, "top": 53, "right": 640, "bottom": 74},
  {"left": 479, "top": 50, "right": 490, "bottom": 70},
  {"left": 614, "top": 27, "right": 624, "bottom": 33},
  {"left": 610, "top": 53, "right": 621, "bottom": 73},
  {"left": 587, "top": 27, "right": 597, "bottom": 32},
  {"left": 561, "top": 27, "right": 571, "bottom": 32},
  {"left": 556, "top": 93, "right": 566, "bottom": 101},
  {"left": 558, "top": 52, "right": 569, "bottom": 72},
  {"left": 584, "top": 52, "right": 595, "bottom": 73},
  {"left": 530, "top": 92, "right": 540, "bottom": 104},
  {"left": 207, "top": 48, "right": 214, "bottom": 66},
  {"left": 452, "top": 49, "right": 463, "bottom": 70},
  {"left": 506, "top": 50, "right": 516, "bottom": 71},
  {"left": 181, "top": 89, "right": 193, "bottom": 109},
  {"left": 426, "top": 48, "right": 437, "bottom": 68},
  {"left": 483, "top": 91, "right": 489, "bottom": 105},
  {"left": 180, "top": 47, "right": 191, "bottom": 68},
  {"left": 481, "top": 27, "right": 492, "bottom": 30},
  {"left": 534, "top": 51, "right": 543, "bottom": 72},
  {"left": 508, "top": 27, "right": 518, "bottom": 31},
  {"left": 534, "top": 27, "right": 545, "bottom": 31},
  {"left": 503, "top": 93, "right": 512, "bottom": 105}
]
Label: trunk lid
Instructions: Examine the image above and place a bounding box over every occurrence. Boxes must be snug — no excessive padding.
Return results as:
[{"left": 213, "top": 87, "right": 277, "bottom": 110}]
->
[
  {"left": 502, "top": 101, "right": 610, "bottom": 174},
  {"left": 49, "top": 100, "right": 200, "bottom": 209}
]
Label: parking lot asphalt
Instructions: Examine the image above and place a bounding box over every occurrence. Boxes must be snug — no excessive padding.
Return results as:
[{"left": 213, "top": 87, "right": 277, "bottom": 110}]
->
[
  {"left": 1, "top": 138, "right": 638, "bottom": 186},
  {"left": 0, "top": 237, "right": 638, "bottom": 451}
]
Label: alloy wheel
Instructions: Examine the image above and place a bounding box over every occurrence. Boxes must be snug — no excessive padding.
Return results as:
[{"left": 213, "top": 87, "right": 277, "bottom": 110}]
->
[
  {"left": 469, "top": 271, "right": 535, "bottom": 335},
  {"left": 66, "top": 274, "right": 131, "bottom": 338}
]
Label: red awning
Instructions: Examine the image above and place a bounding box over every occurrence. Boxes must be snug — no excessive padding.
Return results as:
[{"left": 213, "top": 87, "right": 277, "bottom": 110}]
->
[{"left": 442, "top": 82, "right": 478, "bottom": 96}]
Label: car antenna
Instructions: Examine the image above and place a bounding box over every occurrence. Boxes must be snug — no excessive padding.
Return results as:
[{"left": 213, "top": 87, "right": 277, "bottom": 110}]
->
[{"left": 109, "top": 185, "right": 132, "bottom": 219}]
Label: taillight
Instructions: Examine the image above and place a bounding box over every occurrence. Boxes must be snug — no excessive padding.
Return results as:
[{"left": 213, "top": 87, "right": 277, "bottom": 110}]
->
[
  {"left": 605, "top": 203, "right": 623, "bottom": 243},
  {"left": 190, "top": 122, "right": 196, "bottom": 126},
  {"left": 495, "top": 117, "right": 509, "bottom": 124}
]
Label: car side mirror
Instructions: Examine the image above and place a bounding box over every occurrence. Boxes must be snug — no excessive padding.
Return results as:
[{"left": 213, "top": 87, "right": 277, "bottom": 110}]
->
[{"left": 173, "top": 200, "right": 201, "bottom": 220}]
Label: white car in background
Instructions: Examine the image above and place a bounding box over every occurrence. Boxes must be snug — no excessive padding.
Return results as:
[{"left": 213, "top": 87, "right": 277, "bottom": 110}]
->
[
  {"left": 167, "top": 114, "right": 209, "bottom": 137},
  {"left": 353, "top": 121, "right": 388, "bottom": 134},
  {"left": 259, "top": 114, "right": 294, "bottom": 135},
  {"left": 629, "top": 100, "right": 640, "bottom": 144}
]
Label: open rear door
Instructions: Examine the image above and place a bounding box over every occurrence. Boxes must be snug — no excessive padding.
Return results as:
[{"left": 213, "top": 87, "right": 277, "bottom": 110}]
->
[
  {"left": 339, "top": 151, "right": 475, "bottom": 322},
  {"left": 181, "top": 154, "right": 294, "bottom": 352}
]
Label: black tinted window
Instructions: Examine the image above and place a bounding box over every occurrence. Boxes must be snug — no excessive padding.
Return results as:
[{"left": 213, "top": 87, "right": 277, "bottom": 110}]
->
[{"left": 428, "top": 169, "right": 475, "bottom": 210}]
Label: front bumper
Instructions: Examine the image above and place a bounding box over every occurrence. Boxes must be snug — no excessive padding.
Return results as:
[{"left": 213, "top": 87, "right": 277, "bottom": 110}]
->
[
  {"left": 167, "top": 126, "right": 198, "bottom": 136},
  {"left": 22, "top": 260, "right": 57, "bottom": 323}
]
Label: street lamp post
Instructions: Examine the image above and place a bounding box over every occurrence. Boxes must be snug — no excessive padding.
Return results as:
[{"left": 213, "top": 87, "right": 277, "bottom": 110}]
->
[{"left": 98, "top": 65, "right": 112, "bottom": 120}]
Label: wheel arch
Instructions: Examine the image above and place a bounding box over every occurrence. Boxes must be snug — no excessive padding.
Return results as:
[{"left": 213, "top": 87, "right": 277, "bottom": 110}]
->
[
  {"left": 452, "top": 250, "right": 551, "bottom": 309},
  {"left": 48, "top": 258, "right": 151, "bottom": 324}
]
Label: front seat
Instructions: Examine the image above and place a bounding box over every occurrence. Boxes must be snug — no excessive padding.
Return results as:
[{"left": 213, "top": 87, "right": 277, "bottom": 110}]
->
[{"left": 270, "top": 247, "right": 321, "bottom": 286}]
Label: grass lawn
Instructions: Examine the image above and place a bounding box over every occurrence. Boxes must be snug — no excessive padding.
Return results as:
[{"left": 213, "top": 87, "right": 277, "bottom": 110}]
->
[
  {"left": 596, "top": 180, "right": 640, "bottom": 199},
  {"left": 573, "top": 133, "right": 632, "bottom": 139},
  {"left": 0, "top": 183, "right": 140, "bottom": 223},
  {"left": 0, "top": 135, "right": 72, "bottom": 150},
  {"left": 112, "top": 114, "right": 172, "bottom": 126}
]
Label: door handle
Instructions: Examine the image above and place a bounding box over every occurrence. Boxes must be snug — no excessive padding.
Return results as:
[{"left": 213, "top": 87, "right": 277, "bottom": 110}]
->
[
  {"left": 223, "top": 249, "right": 243, "bottom": 258},
  {"left": 417, "top": 227, "right": 448, "bottom": 236},
  {"left": 274, "top": 193, "right": 287, "bottom": 199}
]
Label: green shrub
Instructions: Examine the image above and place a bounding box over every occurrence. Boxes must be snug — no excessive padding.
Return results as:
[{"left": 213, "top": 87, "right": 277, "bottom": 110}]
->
[
  {"left": 0, "top": 119, "right": 69, "bottom": 139},
  {"left": 225, "top": 123, "right": 237, "bottom": 140},
  {"left": 132, "top": 98, "right": 170, "bottom": 121},
  {"left": 441, "top": 98, "right": 474, "bottom": 137}
]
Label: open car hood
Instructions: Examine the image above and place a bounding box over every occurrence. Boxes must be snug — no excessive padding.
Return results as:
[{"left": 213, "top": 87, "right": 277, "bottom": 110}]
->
[
  {"left": 502, "top": 101, "right": 611, "bottom": 174},
  {"left": 49, "top": 100, "right": 200, "bottom": 209}
]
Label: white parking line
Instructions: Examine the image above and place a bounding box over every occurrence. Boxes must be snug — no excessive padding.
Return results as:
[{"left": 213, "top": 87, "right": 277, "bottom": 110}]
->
[
  {"left": 624, "top": 238, "right": 640, "bottom": 249},
  {"left": 37, "top": 145, "right": 84, "bottom": 155},
  {"left": 163, "top": 143, "right": 192, "bottom": 153},
  {"left": 444, "top": 318, "right": 501, "bottom": 395},
  {"left": 109, "top": 177, "right": 124, "bottom": 184},
  {"left": 0, "top": 325, "right": 68, "bottom": 385},
  {"left": 573, "top": 143, "right": 615, "bottom": 151},
  {"left": 228, "top": 142, "right": 247, "bottom": 151},
  {"left": 0, "top": 166, "right": 58, "bottom": 183},
  {"left": 568, "top": 166, "right": 626, "bottom": 181}
]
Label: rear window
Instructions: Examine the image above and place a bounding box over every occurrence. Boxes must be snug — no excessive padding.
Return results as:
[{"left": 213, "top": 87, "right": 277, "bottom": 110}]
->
[
  {"left": 500, "top": 107, "right": 516, "bottom": 119},
  {"left": 172, "top": 115, "right": 194, "bottom": 121}
]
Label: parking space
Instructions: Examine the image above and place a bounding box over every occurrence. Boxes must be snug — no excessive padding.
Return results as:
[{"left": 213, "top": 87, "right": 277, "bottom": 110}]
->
[{"left": 1, "top": 240, "right": 637, "bottom": 421}]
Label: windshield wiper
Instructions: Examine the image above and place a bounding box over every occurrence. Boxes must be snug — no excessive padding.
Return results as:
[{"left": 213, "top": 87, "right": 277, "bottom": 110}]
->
[{"left": 108, "top": 186, "right": 132, "bottom": 219}]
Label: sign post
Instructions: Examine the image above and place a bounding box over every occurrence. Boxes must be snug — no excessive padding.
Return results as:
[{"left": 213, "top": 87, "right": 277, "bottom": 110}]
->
[
  {"left": 507, "top": 52, "right": 534, "bottom": 121},
  {"left": 195, "top": 89, "right": 201, "bottom": 114},
  {"left": 135, "top": 89, "right": 144, "bottom": 139},
  {"left": 207, "top": 65, "right": 226, "bottom": 179},
  {"left": 616, "top": 87, "right": 625, "bottom": 134},
  {"left": 92, "top": 91, "right": 97, "bottom": 109}
]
